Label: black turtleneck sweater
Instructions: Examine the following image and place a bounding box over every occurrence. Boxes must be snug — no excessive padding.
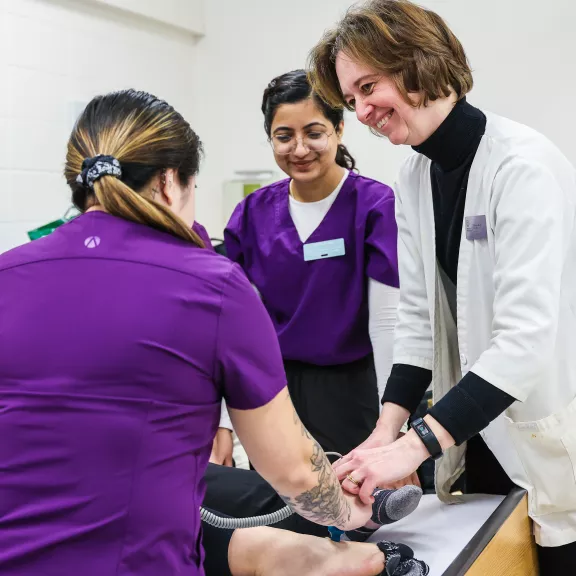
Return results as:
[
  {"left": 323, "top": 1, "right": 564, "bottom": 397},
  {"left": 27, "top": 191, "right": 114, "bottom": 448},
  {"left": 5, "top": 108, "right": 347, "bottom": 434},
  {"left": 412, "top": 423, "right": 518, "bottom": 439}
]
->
[{"left": 382, "top": 98, "right": 515, "bottom": 447}]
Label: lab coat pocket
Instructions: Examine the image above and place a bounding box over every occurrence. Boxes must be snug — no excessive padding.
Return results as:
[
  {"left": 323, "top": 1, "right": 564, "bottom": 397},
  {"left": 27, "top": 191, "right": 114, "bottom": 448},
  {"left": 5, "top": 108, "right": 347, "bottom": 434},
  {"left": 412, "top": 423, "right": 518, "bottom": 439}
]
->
[{"left": 505, "top": 396, "right": 576, "bottom": 517}]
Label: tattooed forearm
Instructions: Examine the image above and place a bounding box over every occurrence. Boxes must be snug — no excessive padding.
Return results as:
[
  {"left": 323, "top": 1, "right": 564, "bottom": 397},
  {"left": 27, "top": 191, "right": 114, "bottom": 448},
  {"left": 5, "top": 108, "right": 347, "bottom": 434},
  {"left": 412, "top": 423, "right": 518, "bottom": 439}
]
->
[
  {"left": 280, "top": 437, "right": 351, "bottom": 528},
  {"left": 279, "top": 391, "right": 351, "bottom": 527}
]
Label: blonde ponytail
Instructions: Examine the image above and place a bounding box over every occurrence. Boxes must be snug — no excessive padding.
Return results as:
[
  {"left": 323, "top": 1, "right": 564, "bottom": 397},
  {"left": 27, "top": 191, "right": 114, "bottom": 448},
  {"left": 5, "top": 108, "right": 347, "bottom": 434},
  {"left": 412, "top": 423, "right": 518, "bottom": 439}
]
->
[
  {"left": 93, "top": 177, "right": 204, "bottom": 247},
  {"left": 65, "top": 89, "right": 205, "bottom": 247}
]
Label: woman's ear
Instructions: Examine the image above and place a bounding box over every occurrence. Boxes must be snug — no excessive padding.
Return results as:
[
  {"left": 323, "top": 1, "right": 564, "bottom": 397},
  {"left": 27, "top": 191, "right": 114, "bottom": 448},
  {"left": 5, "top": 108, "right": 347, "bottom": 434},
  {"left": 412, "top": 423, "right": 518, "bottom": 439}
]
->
[
  {"left": 337, "top": 120, "right": 345, "bottom": 143},
  {"left": 159, "top": 169, "right": 177, "bottom": 206}
]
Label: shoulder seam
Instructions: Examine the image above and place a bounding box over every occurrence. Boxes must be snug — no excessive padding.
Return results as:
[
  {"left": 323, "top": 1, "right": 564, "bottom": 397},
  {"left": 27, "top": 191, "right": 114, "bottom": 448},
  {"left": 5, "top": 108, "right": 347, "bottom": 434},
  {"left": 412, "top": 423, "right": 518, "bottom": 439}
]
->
[{"left": 0, "top": 255, "right": 233, "bottom": 291}]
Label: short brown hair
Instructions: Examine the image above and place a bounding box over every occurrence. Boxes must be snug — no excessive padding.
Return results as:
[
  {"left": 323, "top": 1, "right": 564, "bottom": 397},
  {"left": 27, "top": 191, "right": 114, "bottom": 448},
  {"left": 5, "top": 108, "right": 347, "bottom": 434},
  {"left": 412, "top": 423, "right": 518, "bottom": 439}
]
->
[{"left": 308, "top": 0, "right": 473, "bottom": 109}]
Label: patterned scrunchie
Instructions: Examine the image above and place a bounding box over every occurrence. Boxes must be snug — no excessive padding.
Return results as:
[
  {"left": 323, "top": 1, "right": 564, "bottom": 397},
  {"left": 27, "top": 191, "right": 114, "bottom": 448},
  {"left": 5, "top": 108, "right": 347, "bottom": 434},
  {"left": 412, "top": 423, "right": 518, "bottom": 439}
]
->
[{"left": 76, "top": 155, "right": 122, "bottom": 189}]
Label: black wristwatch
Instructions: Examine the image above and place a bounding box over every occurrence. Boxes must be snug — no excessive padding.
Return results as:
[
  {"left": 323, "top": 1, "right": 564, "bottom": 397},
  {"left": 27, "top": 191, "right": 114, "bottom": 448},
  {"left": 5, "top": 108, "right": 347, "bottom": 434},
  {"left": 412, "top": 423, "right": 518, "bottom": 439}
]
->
[{"left": 411, "top": 417, "right": 443, "bottom": 460}]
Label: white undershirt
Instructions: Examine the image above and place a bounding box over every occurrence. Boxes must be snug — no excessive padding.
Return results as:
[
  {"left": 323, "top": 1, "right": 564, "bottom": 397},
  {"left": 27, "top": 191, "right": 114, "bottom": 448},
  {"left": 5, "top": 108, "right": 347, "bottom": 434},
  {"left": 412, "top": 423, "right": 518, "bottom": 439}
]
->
[
  {"left": 289, "top": 170, "right": 348, "bottom": 243},
  {"left": 219, "top": 171, "right": 399, "bottom": 429}
]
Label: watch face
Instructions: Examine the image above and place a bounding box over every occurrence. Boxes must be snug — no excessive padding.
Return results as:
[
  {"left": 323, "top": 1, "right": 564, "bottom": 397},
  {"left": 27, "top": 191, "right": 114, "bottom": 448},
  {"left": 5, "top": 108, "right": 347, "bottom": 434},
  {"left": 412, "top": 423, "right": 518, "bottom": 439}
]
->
[{"left": 415, "top": 422, "right": 430, "bottom": 437}]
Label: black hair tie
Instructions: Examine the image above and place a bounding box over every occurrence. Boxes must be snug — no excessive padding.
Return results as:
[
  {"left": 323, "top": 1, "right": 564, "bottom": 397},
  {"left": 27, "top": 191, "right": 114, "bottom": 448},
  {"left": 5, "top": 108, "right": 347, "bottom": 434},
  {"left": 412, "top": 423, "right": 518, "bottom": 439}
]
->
[{"left": 76, "top": 155, "right": 122, "bottom": 189}]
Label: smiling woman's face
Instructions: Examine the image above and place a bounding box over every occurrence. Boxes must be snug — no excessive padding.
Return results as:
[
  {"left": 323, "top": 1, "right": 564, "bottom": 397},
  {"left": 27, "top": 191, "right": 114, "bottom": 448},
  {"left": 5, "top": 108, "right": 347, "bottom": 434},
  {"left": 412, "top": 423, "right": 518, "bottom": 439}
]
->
[
  {"left": 270, "top": 98, "right": 342, "bottom": 183},
  {"left": 335, "top": 52, "right": 424, "bottom": 146}
]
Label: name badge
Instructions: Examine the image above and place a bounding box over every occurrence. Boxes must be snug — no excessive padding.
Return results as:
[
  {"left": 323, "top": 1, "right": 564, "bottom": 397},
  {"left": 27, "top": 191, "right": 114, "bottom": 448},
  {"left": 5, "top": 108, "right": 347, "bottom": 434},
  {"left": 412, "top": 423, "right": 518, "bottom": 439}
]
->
[
  {"left": 303, "top": 238, "right": 345, "bottom": 261},
  {"left": 465, "top": 215, "right": 488, "bottom": 241}
]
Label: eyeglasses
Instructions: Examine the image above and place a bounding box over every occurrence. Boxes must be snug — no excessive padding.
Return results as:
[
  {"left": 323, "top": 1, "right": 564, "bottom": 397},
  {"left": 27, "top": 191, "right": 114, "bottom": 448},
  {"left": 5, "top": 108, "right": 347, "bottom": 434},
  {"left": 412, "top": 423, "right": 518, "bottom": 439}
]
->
[{"left": 270, "top": 131, "right": 334, "bottom": 155}]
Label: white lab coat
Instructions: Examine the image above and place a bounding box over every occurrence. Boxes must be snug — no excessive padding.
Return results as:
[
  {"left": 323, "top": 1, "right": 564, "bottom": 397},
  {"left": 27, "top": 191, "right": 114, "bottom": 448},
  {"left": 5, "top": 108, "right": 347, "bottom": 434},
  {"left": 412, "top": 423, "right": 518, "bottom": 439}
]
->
[{"left": 393, "top": 111, "right": 576, "bottom": 547}]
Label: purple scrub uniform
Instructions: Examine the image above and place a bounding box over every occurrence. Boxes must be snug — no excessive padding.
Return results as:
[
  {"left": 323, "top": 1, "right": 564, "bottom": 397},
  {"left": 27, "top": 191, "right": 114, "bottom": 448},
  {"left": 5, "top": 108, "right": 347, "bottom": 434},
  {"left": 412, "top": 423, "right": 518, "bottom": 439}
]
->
[
  {"left": 0, "top": 211, "right": 287, "bottom": 576},
  {"left": 192, "top": 221, "right": 213, "bottom": 250},
  {"left": 224, "top": 171, "right": 399, "bottom": 366}
]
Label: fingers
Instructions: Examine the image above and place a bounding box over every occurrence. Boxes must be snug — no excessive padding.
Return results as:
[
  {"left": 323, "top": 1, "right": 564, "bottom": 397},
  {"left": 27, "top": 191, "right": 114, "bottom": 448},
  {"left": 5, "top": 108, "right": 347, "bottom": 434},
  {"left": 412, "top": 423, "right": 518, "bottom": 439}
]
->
[
  {"left": 358, "top": 473, "right": 378, "bottom": 504},
  {"left": 334, "top": 459, "right": 358, "bottom": 482},
  {"left": 332, "top": 453, "right": 353, "bottom": 476},
  {"left": 209, "top": 454, "right": 222, "bottom": 465},
  {"left": 341, "top": 470, "right": 376, "bottom": 505},
  {"left": 209, "top": 444, "right": 219, "bottom": 464},
  {"left": 341, "top": 476, "right": 361, "bottom": 495},
  {"left": 333, "top": 448, "right": 378, "bottom": 479},
  {"left": 224, "top": 454, "right": 234, "bottom": 467}
]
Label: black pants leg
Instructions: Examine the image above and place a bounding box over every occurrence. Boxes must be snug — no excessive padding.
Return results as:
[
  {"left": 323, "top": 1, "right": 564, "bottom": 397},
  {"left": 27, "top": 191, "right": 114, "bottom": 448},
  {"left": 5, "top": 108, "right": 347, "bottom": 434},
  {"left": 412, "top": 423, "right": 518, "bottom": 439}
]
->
[
  {"left": 285, "top": 355, "right": 380, "bottom": 456},
  {"left": 537, "top": 541, "right": 576, "bottom": 575},
  {"left": 201, "top": 516, "right": 234, "bottom": 576},
  {"left": 463, "top": 434, "right": 515, "bottom": 496}
]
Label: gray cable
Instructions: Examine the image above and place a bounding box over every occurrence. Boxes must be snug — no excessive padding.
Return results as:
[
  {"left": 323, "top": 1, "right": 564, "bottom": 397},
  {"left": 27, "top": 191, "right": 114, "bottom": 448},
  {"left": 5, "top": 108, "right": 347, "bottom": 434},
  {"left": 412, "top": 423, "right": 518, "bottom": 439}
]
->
[
  {"left": 200, "top": 504, "right": 293, "bottom": 529},
  {"left": 200, "top": 452, "right": 343, "bottom": 529}
]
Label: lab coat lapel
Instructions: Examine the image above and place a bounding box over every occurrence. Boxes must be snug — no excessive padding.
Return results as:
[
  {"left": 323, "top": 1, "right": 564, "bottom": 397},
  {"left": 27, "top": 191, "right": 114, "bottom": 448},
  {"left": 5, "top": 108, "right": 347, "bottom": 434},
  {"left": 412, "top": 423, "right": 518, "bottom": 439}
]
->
[{"left": 415, "top": 161, "right": 466, "bottom": 502}]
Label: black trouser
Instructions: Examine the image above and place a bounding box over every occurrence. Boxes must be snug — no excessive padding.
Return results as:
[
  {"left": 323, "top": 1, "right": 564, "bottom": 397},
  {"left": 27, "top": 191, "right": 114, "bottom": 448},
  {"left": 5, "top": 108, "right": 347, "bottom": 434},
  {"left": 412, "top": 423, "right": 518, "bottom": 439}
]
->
[
  {"left": 462, "top": 434, "right": 515, "bottom": 496},
  {"left": 537, "top": 540, "right": 576, "bottom": 575},
  {"left": 284, "top": 354, "right": 380, "bottom": 456},
  {"left": 202, "top": 517, "right": 234, "bottom": 576}
]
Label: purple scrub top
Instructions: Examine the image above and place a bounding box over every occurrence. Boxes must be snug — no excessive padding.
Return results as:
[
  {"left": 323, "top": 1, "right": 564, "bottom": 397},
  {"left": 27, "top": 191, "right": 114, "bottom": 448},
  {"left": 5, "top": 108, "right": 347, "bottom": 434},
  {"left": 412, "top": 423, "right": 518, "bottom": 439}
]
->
[
  {"left": 0, "top": 211, "right": 287, "bottom": 576},
  {"left": 192, "top": 221, "right": 213, "bottom": 250},
  {"left": 224, "top": 171, "right": 399, "bottom": 366}
]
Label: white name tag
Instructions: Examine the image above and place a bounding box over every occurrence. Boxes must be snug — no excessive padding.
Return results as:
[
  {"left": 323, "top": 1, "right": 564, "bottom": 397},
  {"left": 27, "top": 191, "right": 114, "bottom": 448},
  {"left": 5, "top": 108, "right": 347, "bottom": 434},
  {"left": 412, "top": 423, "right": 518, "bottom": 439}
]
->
[{"left": 303, "top": 238, "right": 345, "bottom": 261}]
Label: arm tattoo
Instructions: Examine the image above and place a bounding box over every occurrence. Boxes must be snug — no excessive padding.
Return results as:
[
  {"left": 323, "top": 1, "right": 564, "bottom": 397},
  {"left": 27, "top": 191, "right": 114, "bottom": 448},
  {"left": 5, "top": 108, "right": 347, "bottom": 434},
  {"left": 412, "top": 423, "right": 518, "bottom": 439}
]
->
[{"left": 280, "top": 406, "right": 351, "bottom": 528}]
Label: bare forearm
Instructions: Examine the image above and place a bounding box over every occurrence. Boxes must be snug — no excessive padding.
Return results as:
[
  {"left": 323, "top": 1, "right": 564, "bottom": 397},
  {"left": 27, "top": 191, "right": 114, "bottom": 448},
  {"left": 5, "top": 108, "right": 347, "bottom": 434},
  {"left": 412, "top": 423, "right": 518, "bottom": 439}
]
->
[{"left": 376, "top": 402, "right": 411, "bottom": 440}]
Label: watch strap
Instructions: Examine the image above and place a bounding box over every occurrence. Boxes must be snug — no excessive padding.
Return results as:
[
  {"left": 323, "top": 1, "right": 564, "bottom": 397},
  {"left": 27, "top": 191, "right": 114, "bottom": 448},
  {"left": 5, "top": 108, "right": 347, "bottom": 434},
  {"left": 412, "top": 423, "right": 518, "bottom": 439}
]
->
[{"left": 411, "top": 417, "right": 443, "bottom": 460}]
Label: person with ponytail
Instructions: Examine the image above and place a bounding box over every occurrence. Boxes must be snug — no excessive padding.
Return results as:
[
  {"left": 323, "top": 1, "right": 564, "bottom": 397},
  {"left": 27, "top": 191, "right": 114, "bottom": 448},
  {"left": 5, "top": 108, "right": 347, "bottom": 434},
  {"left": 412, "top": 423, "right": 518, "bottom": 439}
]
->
[
  {"left": 0, "top": 89, "right": 434, "bottom": 576},
  {"left": 222, "top": 69, "right": 403, "bottom": 462}
]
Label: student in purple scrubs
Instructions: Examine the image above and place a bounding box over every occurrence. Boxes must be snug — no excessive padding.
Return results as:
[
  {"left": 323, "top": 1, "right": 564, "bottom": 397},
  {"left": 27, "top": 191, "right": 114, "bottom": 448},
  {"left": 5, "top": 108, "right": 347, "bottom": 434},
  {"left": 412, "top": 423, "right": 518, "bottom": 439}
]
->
[
  {"left": 223, "top": 69, "right": 401, "bottom": 458},
  {"left": 0, "top": 89, "right": 429, "bottom": 576}
]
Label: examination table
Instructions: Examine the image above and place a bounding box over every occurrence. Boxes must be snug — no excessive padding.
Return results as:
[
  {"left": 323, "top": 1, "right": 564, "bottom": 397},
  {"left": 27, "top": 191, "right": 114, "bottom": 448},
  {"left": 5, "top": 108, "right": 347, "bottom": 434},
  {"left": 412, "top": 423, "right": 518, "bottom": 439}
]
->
[{"left": 369, "top": 487, "right": 538, "bottom": 575}]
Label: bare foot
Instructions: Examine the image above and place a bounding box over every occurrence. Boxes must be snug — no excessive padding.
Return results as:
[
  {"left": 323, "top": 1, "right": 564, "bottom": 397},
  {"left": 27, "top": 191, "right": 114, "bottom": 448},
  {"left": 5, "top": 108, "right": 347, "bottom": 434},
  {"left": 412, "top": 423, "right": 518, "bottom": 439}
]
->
[{"left": 229, "top": 527, "right": 384, "bottom": 576}]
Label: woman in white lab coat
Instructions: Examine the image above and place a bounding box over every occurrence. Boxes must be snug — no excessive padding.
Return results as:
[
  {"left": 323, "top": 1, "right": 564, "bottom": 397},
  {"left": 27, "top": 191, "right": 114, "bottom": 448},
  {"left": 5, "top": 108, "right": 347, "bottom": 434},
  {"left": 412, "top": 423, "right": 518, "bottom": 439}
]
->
[{"left": 308, "top": 0, "right": 576, "bottom": 573}]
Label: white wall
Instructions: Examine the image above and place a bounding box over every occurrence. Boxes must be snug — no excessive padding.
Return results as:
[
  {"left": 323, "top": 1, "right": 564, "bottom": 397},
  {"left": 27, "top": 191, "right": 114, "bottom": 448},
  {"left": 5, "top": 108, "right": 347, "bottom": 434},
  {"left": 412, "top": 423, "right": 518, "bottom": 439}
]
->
[
  {"left": 91, "top": 0, "right": 204, "bottom": 35},
  {"left": 0, "top": 0, "right": 202, "bottom": 253},
  {"left": 2, "top": 0, "right": 574, "bottom": 249},
  {"left": 193, "top": 0, "right": 576, "bottom": 237}
]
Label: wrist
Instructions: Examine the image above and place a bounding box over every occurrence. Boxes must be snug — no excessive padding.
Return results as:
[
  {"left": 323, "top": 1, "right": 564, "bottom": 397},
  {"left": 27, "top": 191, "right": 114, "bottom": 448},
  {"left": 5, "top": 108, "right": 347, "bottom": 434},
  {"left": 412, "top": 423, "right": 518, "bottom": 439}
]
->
[
  {"left": 423, "top": 415, "right": 455, "bottom": 450},
  {"left": 373, "top": 422, "right": 398, "bottom": 444},
  {"left": 376, "top": 404, "right": 408, "bottom": 439},
  {"left": 339, "top": 494, "right": 366, "bottom": 531},
  {"left": 404, "top": 429, "right": 431, "bottom": 464}
]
